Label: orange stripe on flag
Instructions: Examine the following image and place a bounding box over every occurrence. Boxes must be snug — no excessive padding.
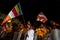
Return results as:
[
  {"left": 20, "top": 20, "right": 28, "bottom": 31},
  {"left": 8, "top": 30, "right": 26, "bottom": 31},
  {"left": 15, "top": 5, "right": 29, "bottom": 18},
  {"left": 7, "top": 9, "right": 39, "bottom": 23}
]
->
[{"left": 1, "top": 15, "right": 11, "bottom": 25}]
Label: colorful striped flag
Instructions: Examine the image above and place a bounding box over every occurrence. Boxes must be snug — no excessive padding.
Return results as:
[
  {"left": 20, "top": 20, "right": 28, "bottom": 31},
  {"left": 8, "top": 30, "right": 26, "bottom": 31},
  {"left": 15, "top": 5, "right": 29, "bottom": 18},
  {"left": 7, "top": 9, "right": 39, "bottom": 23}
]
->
[
  {"left": 37, "top": 12, "right": 48, "bottom": 23},
  {"left": 1, "top": 2, "right": 23, "bottom": 25}
]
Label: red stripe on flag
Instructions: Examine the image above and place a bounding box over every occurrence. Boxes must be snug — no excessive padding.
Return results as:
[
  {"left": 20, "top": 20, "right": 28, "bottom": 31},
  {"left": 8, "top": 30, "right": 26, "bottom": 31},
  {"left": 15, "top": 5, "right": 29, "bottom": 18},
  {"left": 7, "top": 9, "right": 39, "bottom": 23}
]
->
[{"left": 12, "top": 8, "right": 18, "bottom": 17}]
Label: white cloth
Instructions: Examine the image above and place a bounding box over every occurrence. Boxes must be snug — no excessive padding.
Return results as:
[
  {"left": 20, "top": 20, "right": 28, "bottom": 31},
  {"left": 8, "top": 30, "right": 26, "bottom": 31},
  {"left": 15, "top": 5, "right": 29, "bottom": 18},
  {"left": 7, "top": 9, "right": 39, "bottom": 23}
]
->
[
  {"left": 26, "top": 29, "right": 34, "bottom": 40},
  {"left": 53, "top": 29, "right": 60, "bottom": 40}
]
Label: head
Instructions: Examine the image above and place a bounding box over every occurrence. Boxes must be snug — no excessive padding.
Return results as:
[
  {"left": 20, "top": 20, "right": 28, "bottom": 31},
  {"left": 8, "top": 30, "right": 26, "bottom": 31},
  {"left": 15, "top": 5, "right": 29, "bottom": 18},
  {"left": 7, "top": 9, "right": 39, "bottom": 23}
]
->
[
  {"left": 27, "top": 21, "right": 31, "bottom": 28},
  {"left": 27, "top": 21, "right": 31, "bottom": 24},
  {"left": 20, "top": 24, "right": 24, "bottom": 29},
  {"left": 39, "top": 12, "right": 44, "bottom": 15}
]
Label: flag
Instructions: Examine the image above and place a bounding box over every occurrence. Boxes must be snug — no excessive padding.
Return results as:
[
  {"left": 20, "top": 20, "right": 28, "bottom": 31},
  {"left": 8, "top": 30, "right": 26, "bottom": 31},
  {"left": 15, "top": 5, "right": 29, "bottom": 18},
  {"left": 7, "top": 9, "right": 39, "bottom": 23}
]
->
[
  {"left": 1, "top": 2, "right": 23, "bottom": 25},
  {"left": 37, "top": 12, "right": 48, "bottom": 23}
]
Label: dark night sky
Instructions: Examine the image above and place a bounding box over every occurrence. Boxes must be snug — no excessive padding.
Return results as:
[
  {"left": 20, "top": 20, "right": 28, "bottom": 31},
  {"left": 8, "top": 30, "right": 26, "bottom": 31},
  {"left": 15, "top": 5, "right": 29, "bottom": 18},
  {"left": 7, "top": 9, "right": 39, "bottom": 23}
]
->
[{"left": 0, "top": 0, "right": 60, "bottom": 23}]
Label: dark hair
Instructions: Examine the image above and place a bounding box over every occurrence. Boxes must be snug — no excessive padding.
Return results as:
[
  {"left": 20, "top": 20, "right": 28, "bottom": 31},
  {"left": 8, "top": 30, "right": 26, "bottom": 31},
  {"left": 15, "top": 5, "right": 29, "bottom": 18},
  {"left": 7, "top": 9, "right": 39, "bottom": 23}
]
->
[
  {"left": 12, "top": 23, "right": 18, "bottom": 32},
  {"left": 35, "top": 21, "right": 44, "bottom": 28}
]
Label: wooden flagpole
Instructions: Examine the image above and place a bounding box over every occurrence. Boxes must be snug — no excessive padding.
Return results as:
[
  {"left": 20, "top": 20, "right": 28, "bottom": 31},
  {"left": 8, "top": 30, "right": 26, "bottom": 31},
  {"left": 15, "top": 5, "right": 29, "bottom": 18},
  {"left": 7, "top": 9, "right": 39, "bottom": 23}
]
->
[{"left": 22, "top": 14, "right": 26, "bottom": 27}]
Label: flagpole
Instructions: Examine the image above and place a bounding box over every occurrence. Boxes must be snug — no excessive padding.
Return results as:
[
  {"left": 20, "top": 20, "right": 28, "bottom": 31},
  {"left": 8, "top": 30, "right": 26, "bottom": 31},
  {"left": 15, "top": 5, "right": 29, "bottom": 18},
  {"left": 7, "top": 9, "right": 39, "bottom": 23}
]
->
[
  {"left": 22, "top": 14, "right": 26, "bottom": 27},
  {"left": 18, "top": 2, "right": 26, "bottom": 27}
]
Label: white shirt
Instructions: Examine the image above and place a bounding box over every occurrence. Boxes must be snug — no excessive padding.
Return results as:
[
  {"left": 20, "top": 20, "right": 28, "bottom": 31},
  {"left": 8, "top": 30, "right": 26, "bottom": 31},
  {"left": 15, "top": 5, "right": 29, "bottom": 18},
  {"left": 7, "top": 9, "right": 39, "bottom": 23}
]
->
[{"left": 26, "top": 29, "right": 34, "bottom": 40}]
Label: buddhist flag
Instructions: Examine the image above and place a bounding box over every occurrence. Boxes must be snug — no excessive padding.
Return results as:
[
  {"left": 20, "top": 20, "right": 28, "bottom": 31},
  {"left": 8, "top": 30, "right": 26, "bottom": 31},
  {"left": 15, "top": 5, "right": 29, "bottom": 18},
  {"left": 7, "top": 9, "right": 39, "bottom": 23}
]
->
[
  {"left": 1, "top": 2, "right": 23, "bottom": 25},
  {"left": 37, "top": 12, "right": 48, "bottom": 23}
]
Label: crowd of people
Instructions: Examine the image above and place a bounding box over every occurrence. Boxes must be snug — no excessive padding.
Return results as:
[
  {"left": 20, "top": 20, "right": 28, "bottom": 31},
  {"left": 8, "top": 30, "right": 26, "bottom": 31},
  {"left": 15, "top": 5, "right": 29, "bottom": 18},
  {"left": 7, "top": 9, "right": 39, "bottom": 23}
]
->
[
  {"left": 0, "top": 20, "right": 55, "bottom": 40},
  {"left": 0, "top": 12, "right": 60, "bottom": 40}
]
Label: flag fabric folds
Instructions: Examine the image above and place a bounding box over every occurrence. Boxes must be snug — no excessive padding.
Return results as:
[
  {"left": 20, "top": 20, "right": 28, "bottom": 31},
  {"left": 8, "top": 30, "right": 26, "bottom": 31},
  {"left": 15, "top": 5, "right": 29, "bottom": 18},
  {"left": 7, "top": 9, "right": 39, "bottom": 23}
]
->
[
  {"left": 37, "top": 12, "right": 48, "bottom": 23},
  {"left": 1, "top": 2, "right": 23, "bottom": 25}
]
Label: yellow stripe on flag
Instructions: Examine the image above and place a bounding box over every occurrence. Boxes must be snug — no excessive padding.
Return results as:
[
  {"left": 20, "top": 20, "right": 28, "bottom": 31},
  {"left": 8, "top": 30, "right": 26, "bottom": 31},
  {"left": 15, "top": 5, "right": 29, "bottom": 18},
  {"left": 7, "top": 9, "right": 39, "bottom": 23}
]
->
[{"left": 14, "top": 5, "right": 19, "bottom": 14}]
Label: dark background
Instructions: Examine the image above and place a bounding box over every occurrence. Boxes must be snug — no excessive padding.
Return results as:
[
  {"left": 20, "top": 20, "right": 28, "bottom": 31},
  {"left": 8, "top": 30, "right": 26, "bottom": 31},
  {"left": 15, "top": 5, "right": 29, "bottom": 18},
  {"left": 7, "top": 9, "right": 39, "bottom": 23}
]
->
[{"left": 0, "top": 0, "right": 60, "bottom": 24}]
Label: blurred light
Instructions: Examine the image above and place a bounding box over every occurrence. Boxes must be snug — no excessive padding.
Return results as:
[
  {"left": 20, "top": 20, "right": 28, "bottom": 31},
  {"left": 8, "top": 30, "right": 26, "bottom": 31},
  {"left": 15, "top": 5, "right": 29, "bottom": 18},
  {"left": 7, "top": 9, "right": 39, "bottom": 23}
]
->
[{"left": 8, "top": 20, "right": 11, "bottom": 22}]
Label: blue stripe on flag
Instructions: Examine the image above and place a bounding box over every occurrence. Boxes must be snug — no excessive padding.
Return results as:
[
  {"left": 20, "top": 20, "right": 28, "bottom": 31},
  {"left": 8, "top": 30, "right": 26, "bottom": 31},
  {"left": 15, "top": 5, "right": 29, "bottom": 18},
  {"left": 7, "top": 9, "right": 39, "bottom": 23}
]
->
[{"left": 18, "top": 2, "right": 23, "bottom": 15}]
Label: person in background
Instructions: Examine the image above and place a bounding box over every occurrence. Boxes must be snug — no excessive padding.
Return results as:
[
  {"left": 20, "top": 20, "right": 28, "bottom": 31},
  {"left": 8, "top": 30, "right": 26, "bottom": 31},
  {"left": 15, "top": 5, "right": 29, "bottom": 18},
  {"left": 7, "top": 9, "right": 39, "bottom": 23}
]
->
[
  {"left": 12, "top": 23, "right": 19, "bottom": 40},
  {"left": 24, "top": 21, "right": 35, "bottom": 40},
  {"left": 36, "top": 22, "right": 49, "bottom": 40},
  {"left": 27, "top": 21, "right": 31, "bottom": 30},
  {"left": 17, "top": 23, "right": 24, "bottom": 40},
  {"left": 0, "top": 24, "right": 7, "bottom": 38},
  {"left": 18, "top": 23, "right": 27, "bottom": 40}
]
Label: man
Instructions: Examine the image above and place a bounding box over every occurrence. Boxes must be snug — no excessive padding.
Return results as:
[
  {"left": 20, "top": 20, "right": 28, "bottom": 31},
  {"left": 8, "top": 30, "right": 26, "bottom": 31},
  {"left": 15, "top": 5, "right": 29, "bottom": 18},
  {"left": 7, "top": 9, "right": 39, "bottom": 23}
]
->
[
  {"left": 17, "top": 24, "right": 25, "bottom": 40},
  {"left": 24, "top": 21, "right": 35, "bottom": 40},
  {"left": 12, "top": 23, "right": 19, "bottom": 40}
]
